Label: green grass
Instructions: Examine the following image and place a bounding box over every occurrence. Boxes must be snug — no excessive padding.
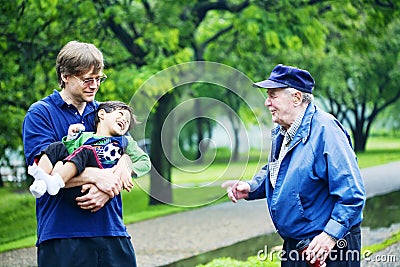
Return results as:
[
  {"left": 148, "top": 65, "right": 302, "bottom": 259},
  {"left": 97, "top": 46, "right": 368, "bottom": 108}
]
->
[
  {"left": 357, "top": 136, "right": 400, "bottom": 168},
  {"left": 0, "top": 188, "right": 37, "bottom": 247},
  {"left": 1, "top": 136, "right": 400, "bottom": 253},
  {"left": 362, "top": 229, "right": 400, "bottom": 256},
  {"left": 196, "top": 256, "right": 281, "bottom": 267}
]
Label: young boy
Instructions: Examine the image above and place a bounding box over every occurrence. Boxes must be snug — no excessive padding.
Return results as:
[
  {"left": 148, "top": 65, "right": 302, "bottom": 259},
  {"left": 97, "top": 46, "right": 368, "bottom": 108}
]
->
[{"left": 28, "top": 101, "right": 150, "bottom": 198}]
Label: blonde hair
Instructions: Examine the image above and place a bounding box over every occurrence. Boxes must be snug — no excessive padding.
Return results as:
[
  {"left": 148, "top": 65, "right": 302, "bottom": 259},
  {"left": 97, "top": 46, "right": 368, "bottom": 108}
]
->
[{"left": 56, "top": 41, "right": 104, "bottom": 88}]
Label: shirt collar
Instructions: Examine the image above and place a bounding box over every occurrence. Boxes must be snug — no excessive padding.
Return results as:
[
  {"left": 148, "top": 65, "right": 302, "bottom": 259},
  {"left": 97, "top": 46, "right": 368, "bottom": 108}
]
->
[
  {"left": 280, "top": 108, "right": 307, "bottom": 145},
  {"left": 49, "top": 89, "right": 97, "bottom": 112},
  {"left": 50, "top": 89, "right": 66, "bottom": 108}
]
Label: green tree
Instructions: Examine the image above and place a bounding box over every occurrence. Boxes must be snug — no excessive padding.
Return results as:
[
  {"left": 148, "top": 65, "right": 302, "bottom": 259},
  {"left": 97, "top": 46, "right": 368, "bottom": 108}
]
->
[
  {"left": 2, "top": 0, "right": 399, "bottom": 197},
  {"left": 92, "top": 0, "right": 252, "bottom": 204},
  {"left": 312, "top": 1, "right": 400, "bottom": 151}
]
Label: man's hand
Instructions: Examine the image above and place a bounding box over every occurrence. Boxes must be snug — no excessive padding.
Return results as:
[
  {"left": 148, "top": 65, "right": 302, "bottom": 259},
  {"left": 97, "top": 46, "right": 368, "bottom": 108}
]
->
[
  {"left": 82, "top": 167, "right": 122, "bottom": 197},
  {"left": 221, "top": 180, "right": 250, "bottom": 203},
  {"left": 76, "top": 184, "right": 110, "bottom": 212},
  {"left": 306, "top": 232, "right": 337, "bottom": 267},
  {"left": 114, "top": 154, "right": 134, "bottom": 192}
]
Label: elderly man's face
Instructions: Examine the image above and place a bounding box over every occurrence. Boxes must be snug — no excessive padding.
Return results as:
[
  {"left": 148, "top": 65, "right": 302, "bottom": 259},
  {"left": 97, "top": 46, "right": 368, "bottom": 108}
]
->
[{"left": 264, "top": 88, "right": 298, "bottom": 129}]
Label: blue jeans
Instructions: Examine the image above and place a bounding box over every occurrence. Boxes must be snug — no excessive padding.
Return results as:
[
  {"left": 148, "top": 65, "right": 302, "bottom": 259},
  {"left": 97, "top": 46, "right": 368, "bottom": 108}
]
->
[
  {"left": 281, "top": 224, "right": 361, "bottom": 267},
  {"left": 38, "top": 237, "right": 137, "bottom": 267}
]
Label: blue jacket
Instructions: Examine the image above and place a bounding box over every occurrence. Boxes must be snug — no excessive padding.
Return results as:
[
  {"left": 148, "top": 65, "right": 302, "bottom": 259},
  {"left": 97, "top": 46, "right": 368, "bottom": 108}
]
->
[{"left": 247, "top": 104, "right": 366, "bottom": 240}]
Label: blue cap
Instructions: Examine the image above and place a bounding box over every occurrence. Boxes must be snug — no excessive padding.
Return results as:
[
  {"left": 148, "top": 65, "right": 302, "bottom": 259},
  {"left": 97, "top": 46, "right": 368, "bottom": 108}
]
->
[{"left": 253, "top": 64, "right": 315, "bottom": 93}]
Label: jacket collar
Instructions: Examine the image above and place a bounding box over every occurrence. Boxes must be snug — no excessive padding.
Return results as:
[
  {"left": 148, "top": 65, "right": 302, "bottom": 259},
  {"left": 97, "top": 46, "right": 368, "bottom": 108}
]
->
[
  {"left": 295, "top": 103, "right": 315, "bottom": 144},
  {"left": 271, "top": 103, "right": 316, "bottom": 146}
]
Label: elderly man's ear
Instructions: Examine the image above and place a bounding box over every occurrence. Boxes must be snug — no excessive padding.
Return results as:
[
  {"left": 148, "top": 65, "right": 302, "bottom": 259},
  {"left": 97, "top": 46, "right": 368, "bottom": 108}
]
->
[{"left": 293, "top": 91, "right": 303, "bottom": 106}]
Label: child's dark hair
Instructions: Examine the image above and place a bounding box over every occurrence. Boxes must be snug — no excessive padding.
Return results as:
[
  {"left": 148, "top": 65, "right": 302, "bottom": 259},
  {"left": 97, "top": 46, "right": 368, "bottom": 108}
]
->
[{"left": 94, "top": 101, "right": 138, "bottom": 131}]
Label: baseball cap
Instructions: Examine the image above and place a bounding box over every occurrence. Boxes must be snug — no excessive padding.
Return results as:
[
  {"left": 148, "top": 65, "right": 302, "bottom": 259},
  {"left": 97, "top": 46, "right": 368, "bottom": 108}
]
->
[{"left": 253, "top": 64, "right": 315, "bottom": 93}]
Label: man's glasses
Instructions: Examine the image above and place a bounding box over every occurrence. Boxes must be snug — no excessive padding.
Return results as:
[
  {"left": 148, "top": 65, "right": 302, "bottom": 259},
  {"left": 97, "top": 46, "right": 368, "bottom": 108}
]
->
[{"left": 73, "top": 74, "right": 107, "bottom": 86}]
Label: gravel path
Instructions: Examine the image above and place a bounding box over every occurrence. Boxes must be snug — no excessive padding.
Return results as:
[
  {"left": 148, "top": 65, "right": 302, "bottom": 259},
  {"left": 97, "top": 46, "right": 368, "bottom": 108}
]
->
[{"left": 1, "top": 161, "right": 400, "bottom": 267}]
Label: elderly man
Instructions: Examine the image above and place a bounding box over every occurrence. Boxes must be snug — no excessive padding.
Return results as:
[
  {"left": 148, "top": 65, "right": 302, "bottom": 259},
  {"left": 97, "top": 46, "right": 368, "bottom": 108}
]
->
[{"left": 222, "top": 64, "right": 366, "bottom": 267}]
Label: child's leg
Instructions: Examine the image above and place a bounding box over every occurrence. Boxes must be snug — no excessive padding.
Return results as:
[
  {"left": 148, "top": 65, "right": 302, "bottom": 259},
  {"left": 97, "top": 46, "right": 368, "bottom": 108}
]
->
[
  {"left": 41, "top": 142, "right": 70, "bottom": 168},
  {"left": 46, "top": 145, "right": 102, "bottom": 187},
  {"left": 28, "top": 165, "right": 65, "bottom": 196},
  {"left": 29, "top": 142, "right": 70, "bottom": 197},
  {"left": 52, "top": 161, "right": 79, "bottom": 184},
  {"left": 36, "top": 154, "right": 54, "bottom": 174},
  {"left": 30, "top": 145, "right": 102, "bottom": 197},
  {"left": 63, "top": 145, "right": 104, "bottom": 174}
]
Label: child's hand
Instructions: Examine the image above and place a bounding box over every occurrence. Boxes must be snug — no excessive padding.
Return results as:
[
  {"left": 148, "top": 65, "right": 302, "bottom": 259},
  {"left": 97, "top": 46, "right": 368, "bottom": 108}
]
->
[{"left": 67, "top": 124, "right": 85, "bottom": 140}]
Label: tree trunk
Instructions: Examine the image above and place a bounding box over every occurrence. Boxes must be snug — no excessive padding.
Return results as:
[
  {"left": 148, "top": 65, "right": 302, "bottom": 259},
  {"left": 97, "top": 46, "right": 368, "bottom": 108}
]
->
[
  {"left": 353, "top": 128, "right": 367, "bottom": 153},
  {"left": 149, "top": 93, "right": 174, "bottom": 205},
  {"left": 195, "top": 117, "right": 204, "bottom": 163},
  {"left": 232, "top": 126, "right": 240, "bottom": 161}
]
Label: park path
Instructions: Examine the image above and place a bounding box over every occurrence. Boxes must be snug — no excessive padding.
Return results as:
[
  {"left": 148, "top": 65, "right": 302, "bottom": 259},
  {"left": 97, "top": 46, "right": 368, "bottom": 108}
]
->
[{"left": 1, "top": 161, "right": 400, "bottom": 267}]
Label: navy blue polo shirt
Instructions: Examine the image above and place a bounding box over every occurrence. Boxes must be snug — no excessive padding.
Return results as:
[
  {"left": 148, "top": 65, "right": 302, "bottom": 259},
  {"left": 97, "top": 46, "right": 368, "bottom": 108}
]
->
[
  {"left": 23, "top": 89, "right": 97, "bottom": 165},
  {"left": 22, "top": 90, "right": 129, "bottom": 245}
]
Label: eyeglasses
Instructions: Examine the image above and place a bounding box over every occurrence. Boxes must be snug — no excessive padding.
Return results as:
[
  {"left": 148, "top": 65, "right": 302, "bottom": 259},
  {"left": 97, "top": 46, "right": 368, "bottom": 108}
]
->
[{"left": 73, "top": 74, "right": 107, "bottom": 86}]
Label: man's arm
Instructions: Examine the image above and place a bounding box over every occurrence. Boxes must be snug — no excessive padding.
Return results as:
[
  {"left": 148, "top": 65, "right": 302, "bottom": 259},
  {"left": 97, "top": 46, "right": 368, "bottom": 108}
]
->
[
  {"left": 321, "top": 121, "right": 366, "bottom": 239},
  {"left": 65, "top": 167, "right": 122, "bottom": 197},
  {"left": 23, "top": 107, "right": 58, "bottom": 165},
  {"left": 308, "top": 119, "right": 366, "bottom": 266}
]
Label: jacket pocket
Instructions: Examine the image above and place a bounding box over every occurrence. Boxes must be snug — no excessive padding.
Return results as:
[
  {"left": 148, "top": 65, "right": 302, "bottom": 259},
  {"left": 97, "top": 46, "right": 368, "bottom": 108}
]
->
[
  {"left": 273, "top": 191, "right": 314, "bottom": 237},
  {"left": 294, "top": 192, "right": 307, "bottom": 218}
]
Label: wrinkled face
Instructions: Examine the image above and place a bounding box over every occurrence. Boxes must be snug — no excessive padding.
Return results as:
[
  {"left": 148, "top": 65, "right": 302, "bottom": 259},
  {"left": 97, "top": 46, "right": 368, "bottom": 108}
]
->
[
  {"left": 264, "top": 88, "right": 296, "bottom": 129},
  {"left": 63, "top": 67, "right": 105, "bottom": 104},
  {"left": 100, "top": 109, "right": 131, "bottom": 136}
]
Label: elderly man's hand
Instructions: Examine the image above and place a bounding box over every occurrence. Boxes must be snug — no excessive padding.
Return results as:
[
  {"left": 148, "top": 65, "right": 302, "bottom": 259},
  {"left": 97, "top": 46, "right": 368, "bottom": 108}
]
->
[
  {"left": 306, "top": 232, "right": 337, "bottom": 267},
  {"left": 221, "top": 180, "right": 250, "bottom": 203}
]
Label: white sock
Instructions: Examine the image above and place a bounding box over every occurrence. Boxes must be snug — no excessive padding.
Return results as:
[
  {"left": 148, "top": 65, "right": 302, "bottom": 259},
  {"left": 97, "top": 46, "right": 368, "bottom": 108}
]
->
[
  {"left": 28, "top": 165, "right": 47, "bottom": 198},
  {"left": 28, "top": 165, "right": 65, "bottom": 196},
  {"left": 46, "top": 173, "right": 65, "bottom": 195},
  {"left": 28, "top": 164, "right": 44, "bottom": 178},
  {"left": 29, "top": 180, "right": 47, "bottom": 198}
]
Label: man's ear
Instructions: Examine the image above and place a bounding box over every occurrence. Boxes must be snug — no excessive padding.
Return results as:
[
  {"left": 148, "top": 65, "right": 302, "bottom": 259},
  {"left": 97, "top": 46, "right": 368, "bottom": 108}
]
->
[
  {"left": 61, "top": 73, "right": 68, "bottom": 83},
  {"left": 293, "top": 91, "right": 302, "bottom": 106}
]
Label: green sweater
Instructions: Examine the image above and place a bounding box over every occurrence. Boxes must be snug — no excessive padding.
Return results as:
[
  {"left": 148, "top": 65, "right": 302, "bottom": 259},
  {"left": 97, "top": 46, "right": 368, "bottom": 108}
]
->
[{"left": 63, "top": 132, "right": 151, "bottom": 178}]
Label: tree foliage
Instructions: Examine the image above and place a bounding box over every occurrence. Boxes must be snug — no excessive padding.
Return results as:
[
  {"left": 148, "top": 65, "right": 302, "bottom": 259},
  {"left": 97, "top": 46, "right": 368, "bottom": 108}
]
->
[{"left": 1, "top": 1, "right": 399, "bottom": 200}]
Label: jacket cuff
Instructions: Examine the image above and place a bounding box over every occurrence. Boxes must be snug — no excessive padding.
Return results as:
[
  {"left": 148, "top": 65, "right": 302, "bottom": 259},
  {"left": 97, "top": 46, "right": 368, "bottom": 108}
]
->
[
  {"left": 324, "top": 219, "right": 348, "bottom": 240},
  {"left": 247, "top": 180, "right": 260, "bottom": 192}
]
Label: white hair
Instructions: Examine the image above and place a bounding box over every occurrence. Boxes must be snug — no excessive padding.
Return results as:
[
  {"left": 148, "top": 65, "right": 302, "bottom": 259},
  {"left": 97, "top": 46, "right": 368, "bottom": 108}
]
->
[{"left": 285, "top": 87, "right": 314, "bottom": 104}]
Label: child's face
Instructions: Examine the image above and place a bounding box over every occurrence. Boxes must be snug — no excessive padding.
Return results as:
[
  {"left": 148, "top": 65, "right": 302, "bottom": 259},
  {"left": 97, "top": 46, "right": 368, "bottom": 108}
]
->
[{"left": 102, "top": 109, "right": 131, "bottom": 136}]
